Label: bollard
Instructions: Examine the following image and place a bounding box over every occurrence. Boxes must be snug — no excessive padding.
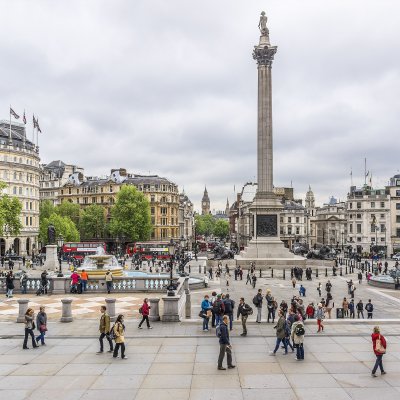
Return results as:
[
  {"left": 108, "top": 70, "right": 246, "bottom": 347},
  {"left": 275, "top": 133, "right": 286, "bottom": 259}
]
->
[
  {"left": 283, "top": 269, "right": 286, "bottom": 280},
  {"left": 199, "top": 265, "right": 201, "bottom": 273},
  {"left": 188, "top": 265, "right": 191, "bottom": 273},
  {"left": 149, "top": 298, "right": 160, "bottom": 321},
  {"left": 259, "top": 269, "right": 262, "bottom": 278},
  {"left": 325, "top": 268, "right": 328, "bottom": 277},
  {"left": 16, "top": 299, "right": 29, "bottom": 323},
  {"left": 60, "top": 299, "right": 73, "bottom": 323},
  {"left": 340, "top": 267, "right": 342, "bottom": 276},
  {"left": 271, "top": 269, "right": 274, "bottom": 278},
  {"left": 105, "top": 298, "right": 116, "bottom": 321},
  {"left": 316, "top": 268, "right": 319, "bottom": 278},
  {"left": 346, "top": 266, "right": 348, "bottom": 274},
  {"left": 204, "top": 266, "right": 206, "bottom": 275}
]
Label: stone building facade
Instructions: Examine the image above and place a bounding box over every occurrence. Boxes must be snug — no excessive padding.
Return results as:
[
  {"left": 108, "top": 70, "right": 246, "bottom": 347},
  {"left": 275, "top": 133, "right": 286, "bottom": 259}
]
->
[
  {"left": 387, "top": 175, "right": 400, "bottom": 255},
  {"left": 40, "top": 160, "right": 84, "bottom": 205},
  {"left": 58, "top": 168, "right": 183, "bottom": 241},
  {"left": 179, "top": 192, "right": 194, "bottom": 248},
  {"left": 0, "top": 120, "right": 40, "bottom": 256}
]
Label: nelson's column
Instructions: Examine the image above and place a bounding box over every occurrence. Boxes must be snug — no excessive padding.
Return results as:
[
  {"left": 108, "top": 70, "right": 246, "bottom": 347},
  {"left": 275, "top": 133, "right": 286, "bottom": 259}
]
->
[{"left": 237, "top": 12, "right": 305, "bottom": 267}]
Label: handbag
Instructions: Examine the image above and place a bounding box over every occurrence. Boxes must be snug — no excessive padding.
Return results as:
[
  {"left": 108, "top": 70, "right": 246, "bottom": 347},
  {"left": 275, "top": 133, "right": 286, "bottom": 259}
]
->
[
  {"left": 198, "top": 310, "right": 206, "bottom": 319},
  {"left": 39, "top": 324, "right": 47, "bottom": 332},
  {"left": 375, "top": 335, "right": 386, "bottom": 354}
]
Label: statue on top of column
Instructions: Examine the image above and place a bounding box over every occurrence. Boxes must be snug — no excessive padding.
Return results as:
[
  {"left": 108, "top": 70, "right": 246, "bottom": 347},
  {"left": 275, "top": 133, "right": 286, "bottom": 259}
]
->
[{"left": 258, "top": 11, "right": 269, "bottom": 36}]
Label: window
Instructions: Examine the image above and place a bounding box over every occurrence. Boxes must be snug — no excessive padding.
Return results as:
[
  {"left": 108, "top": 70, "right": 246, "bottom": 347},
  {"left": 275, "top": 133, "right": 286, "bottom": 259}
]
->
[
  {"left": 371, "top": 224, "right": 375, "bottom": 233},
  {"left": 151, "top": 195, "right": 155, "bottom": 203},
  {"left": 371, "top": 202, "right": 375, "bottom": 208},
  {"left": 349, "top": 203, "right": 353, "bottom": 209},
  {"left": 288, "top": 226, "right": 292, "bottom": 235},
  {"left": 151, "top": 217, "right": 155, "bottom": 224},
  {"left": 288, "top": 217, "right": 291, "bottom": 223},
  {"left": 380, "top": 202, "right": 385, "bottom": 208},
  {"left": 396, "top": 203, "right": 400, "bottom": 210},
  {"left": 92, "top": 197, "right": 96, "bottom": 203},
  {"left": 161, "top": 207, "right": 167, "bottom": 215},
  {"left": 296, "top": 227, "right": 300, "bottom": 235},
  {"left": 371, "top": 214, "right": 375, "bottom": 219},
  {"left": 397, "top": 216, "right": 400, "bottom": 223},
  {"left": 356, "top": 224, "right": 361, "bottom": 234},
  {"left": 25, "top": 217, "right": 28, "bottom": 225},
  {"left": 357, "top": 237, "right": 362, "bottom": 242},
  {"left": 349, "top": 214, "right": 353, "bottom": 219},
  {"left": 356, "top": 214, "right": 361, "bottom": 219},
  {"left": 161, "top": 217, "right": 167, "bottom": 226},
  {"left": 349, "top": 224, "right": 353, "bottom": 233},
  {"left": 109, "top": 185, "right": 113, "bottom": 193},
  {"left": 357, "top": 202, "right": 361, "bottom": 209},
  {"left": 396, "top": 190, "right": 400, "bottom": 196},
  {"left": 397, "top": 228, "right": 400, "bottom": 238},
  {"left": 380, "top": 224, "right": 385, "bottom": 232},
  {"left": 296, "top": 217, "right": 299, "bottom": 223},
  {"left": 371, "top": 237, "right": 375, "bottom": 242},
  {"left": 381, "top": 237, "right": 385, "bottom": 242},
  {"left": 380, "top": 214, "right": 385, "bottom": 219}
]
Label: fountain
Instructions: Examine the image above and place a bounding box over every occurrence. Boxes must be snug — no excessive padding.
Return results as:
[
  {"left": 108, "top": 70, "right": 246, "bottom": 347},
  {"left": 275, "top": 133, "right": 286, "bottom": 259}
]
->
[{"left": 77, "top": 246, "right": 124, "bottom": 277}]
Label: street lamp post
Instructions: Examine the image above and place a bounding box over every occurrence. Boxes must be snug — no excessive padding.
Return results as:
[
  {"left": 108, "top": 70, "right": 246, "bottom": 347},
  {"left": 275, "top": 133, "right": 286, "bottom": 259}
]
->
[
  {"left": 57, "top": 234, "right": 64, "bottom": 277},
  {"left": 167, "top": 239, "right": 176, "bottom": 296}
]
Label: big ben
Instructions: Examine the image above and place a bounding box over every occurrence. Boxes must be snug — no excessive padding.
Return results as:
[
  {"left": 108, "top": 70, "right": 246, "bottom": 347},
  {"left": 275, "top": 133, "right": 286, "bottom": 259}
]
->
[{"left": 201, "top": 186, "right": 210, "bottom": 215}]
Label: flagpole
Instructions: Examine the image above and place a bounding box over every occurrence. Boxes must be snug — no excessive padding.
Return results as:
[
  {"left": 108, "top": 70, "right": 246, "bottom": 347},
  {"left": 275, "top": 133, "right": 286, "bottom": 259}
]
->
[
  {"left": 364, "top": 158, "right": 367, "bottom": 186},
  {"left": 9, "top": 105, "right": 12, "bottom": 143},
  {"left": 23, "top": 111, "right": 26, "bottom": 148}
]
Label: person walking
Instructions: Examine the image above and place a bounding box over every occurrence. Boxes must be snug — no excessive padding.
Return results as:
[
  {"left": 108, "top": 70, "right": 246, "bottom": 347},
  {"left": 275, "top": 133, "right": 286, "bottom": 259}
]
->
[
  {"left": 270, "top": 310, "right": 288, "bottom": 355},
  {"left": 356, "top": 300, "right": 364, "bottom": 319},
  {"left": 23, "top": 308, "right": 38, "bottom": 349},
  {"left": 138, "top": 298, "right": 152, "bottom": 329},
  {"left": 217, "top": 315, "right": 235, "bottom": 370},
  {"left": 251, "top": 273, "right": 257, "bottom": 289},
  {"left": 358, "top": 271, "right": 363, "bottom": 284},
  {"left": 80, "top": 269, "right": 89, "bottom": 292},
  {"left": 317, "top": 282, "right": 322, "bottom": 297},
  {"left": 223, "top": 294, "right": 235, "bottom": 331},
  {"left": 371, "top": 326, "right": 386, "bottom": 377},
  {"left": 105, "top": 269, "right": 113, "bottom": 294},
  {"left": 35, "top": 306, "right": 47, "bottom": 346},
  {"left": 97, "top": 305, "right": 113, "bottom": 353},
  {"left": 366, "top": 299, "right": 374, "bottom": 319},
  {"left": 291, "top": 315, "right": 305, "bottom": 360},
  {"left": 237, "top": 297, "right": 252, "bottom": 336},
  {"left": 201, "top": 295, "right": 212, "bottom": 332},
  {"left": 246, "top": 270, "right": 251, "bottom": 285},
  {"left": 316, "top": 303, "right": 324, "bottom": 333},
  {"left": 253, "top": 289, "right": 263, "bottom": 323},
  {"left": 40, "top": 270, "right": 48, "bottom": 295},
  {"left": 342, "top": 297, "right": 349, "bottom": 318},
  {"left": 5, "top": 271, "right": 14, "bottom": 298},
  {"left": 292, "top": 277, "right": 296, "bottom": 289},
  {"left": 112, "top": 314, "right": 128, "bottom": 359},
  {"left": 325, "top": 295, "right": 334, "bottom": 319}
]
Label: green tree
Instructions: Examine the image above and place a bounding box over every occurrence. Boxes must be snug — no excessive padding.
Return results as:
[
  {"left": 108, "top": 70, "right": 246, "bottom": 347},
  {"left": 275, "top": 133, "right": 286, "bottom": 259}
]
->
[
  {"left": 80, "top": 205, "right": 107, "bottom": 239},
  {"left": 0, "top": 182, "right": 23, "bottom": 237},
  {"left": 56, "top": 201, "right": 81, "bottom": 227},
  {"left": 195, "top": 214, "right": 215, "bottom": 237},
  {"left": 109, "top": 185, "right": 152, "bottom": 241},
  {"left": 39, "top": 200, "right": 56, "bottom": 222},
  {"left": 39, "top": 213, "right": 80, "bottom": 245},
  {"left": 214, "top": 219, "right": 230, "bottom": 239}
]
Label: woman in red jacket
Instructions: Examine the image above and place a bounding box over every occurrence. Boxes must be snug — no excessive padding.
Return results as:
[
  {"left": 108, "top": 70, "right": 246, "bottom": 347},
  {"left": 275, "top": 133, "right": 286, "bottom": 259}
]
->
[
  {"left": 371, "top": 326, "right": 386, "bottom": 377},
  {"left": 138, "top": 298, "right": 152, "bottom": 329}
]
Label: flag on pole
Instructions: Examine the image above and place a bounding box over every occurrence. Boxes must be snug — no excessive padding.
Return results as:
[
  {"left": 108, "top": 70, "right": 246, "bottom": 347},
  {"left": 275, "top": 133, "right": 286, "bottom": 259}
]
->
[
  {"left": 23, "top": 111, "right": 27, "bottom": 124},
  {"left": 10, "top": 107, "right": 20, "bottom": 119},
  {"left": 36, "top": 118, "right": 42, "bottom": 133},
  {"left": 33, "top": 114, "right": 37, "bottom": 128}
]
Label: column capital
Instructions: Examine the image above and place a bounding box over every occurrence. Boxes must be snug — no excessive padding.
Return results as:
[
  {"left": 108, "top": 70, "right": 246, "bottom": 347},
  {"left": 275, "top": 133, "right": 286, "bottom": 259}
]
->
[{"left": 253, "top": 45, "right": 277, "bottom": 67}]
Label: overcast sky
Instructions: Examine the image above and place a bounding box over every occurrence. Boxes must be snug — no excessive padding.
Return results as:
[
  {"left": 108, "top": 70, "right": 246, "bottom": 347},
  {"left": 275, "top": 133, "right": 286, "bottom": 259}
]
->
[{"left": 1, "top": 0, "right": 400, "bottom": 212}]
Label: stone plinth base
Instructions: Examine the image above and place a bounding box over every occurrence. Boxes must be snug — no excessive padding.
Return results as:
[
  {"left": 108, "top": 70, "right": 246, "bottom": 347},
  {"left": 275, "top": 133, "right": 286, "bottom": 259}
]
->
[
  {"left": 44, "top": 245, "right": 58, "bottom": 272},
  {"left": 52, "top": 277, "right": 66, "bottom": 295},
  {"left": 161, "top": 296, "right": 180, "bottom": 322}
]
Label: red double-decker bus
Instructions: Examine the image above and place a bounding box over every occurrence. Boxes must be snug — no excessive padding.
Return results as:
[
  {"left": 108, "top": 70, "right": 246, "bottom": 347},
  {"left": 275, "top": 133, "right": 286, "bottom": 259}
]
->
[
  {"left": 126, "top": 241, "right": 171, "bottom": 260},
  {"left": 62, "top": 242, "right": 106, "bottom": 261}
]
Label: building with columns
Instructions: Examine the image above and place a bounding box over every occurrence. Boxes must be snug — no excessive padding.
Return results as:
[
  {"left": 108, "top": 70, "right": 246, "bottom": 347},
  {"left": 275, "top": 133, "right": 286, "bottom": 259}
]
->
[
  {"left": 387, "top": 174, "right": 400, "bottom": 255},
  {"left": 178, "top": 192, "right": 195, "bottom": 249},
  {"left": 0, "top": 120, "right": 40, "bottom": 256}
]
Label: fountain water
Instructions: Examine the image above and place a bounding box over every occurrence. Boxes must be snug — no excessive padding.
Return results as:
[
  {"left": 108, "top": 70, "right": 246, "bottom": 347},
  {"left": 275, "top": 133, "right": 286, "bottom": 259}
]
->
[{"left": 77, "top": 246, "right": 124, "bottom": 277}]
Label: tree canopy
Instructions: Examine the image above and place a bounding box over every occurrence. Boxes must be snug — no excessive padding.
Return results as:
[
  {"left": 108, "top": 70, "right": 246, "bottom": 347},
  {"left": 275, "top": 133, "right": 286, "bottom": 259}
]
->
[
  {"left": 213, "top": 219, "right": 230, "bottom": 239},
  {"left": 0, "top": 182, "right": 23, "bottom": 237},
  {"left": 80, "top": 204, "right": 107, "bottom": 240},
  {"left": 109, "top": 185, "right": 152, "bottom": 241},
  {"left": 39, "top": 213, "right": 80, "bottom": 245},
  {"left": 195, "top": 214, "right": 216, "bottom": 237}
]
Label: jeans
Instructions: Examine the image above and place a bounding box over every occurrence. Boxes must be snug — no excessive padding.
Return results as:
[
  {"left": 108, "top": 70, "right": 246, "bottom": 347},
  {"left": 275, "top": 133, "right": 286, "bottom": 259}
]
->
[
  {"left": 6, "top": 288, "right": 13, "bottom": 297},
  {"left": 36, "top": 330, "right": 46, "bottom": 345},
  {"left": 241, "top": 315, "right": 248, "bottom": 334},
  {"left": 227, "top": 313, "right": 233, "bottom": 330},
  {"left": 296, "top": 343, "right": 304, "bottom": 359},
  {"left": 139, "top": 315, "right": 150, "bottom": 328},
  {"left": 21, "top": 285, "right": 27, "bottom": 294},
  {"left": 99, "top": 332, "right": 113, "bottom": 351},
  {"left": 372, "top": 354, "right": 384, "bottom": 374},
  {"left": 81, "top": 280, "right": 87, "bottom": 291},
  {"left": 113, "top": 342, "right": 125, "bottom": 358},
  {"left": 23, "top": 328, "right": 36, "bottom": 348},
  {"left": 106, "top": 281, "right": 112, "bottom": 293},
  {"left": 285, "top": 337, "right": 294, "bottom": 351},
  {"left": 367, "top": 312, "right": 373, "bottom": 319},
  {"left": 357, "top": 310, "right": 364, "bottom": 319},
  {"left": 218, "top": 344, "right": 233, "bottom": 367},
  {"left": 202, "top": 316, "right": 210, "bottom": 330},
  {"left": 256, "top": 307, "right": 262, "bottom": 322},
  {"left": 273, "top": 337, "right": 288, "bottom": 354},
  {"left": 215, "top": 314, "right": 223, "bottom": 326},
  {"left": 267, "top": 308, "right": 275, "bottom": 322}
]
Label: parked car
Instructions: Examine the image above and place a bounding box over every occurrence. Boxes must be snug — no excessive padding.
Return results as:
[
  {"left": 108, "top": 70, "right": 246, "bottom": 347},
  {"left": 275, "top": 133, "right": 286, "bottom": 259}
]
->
[{"left": 392, "top": 253, "right": 400, "bottom": 261}]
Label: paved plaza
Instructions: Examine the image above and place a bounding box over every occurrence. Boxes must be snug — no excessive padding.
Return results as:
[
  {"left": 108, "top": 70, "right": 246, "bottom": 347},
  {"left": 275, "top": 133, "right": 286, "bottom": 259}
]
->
[{"left": 1, "top": 266, "right": 400, "bottom": 399}]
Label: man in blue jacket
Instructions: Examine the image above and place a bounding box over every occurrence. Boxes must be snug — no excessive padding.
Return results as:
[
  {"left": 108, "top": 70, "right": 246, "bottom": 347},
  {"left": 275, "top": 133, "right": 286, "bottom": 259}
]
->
[{"left": 217, "top": 315, "right": 236, "bottom": 370}]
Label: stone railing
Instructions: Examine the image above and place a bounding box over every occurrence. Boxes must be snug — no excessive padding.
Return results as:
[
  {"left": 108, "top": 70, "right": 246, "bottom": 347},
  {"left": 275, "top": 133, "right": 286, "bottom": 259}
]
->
[{"left": 0, "top": 278, "right": 52, "bottom": 294}]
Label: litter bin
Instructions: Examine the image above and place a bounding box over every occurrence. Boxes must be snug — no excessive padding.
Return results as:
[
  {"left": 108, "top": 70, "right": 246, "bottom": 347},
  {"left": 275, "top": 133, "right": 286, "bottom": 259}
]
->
[{"left": 336, "top": 308, "right": 344, "bottom": 319}]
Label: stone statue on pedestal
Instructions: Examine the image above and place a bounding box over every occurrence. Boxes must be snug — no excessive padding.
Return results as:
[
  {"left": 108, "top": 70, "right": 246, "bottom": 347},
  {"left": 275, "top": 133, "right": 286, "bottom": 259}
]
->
[
  {"left": 258, "top": 11, "right": 269, "bottom": 36},
  {"left": 47, "top": 224, "right": 56, "bottom": 245}
]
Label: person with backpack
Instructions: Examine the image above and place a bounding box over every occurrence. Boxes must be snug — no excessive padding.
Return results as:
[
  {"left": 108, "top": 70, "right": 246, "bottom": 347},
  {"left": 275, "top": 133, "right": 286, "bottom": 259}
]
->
[
  {"left": 112, "top": 314, "right": 128, "bottom": 359},
  {"left": 253, "top": 289, "right": 263, "bottom": 323},
  {"left": 316, "top": 303, "right": 324, "bottom": 333},
  {"left": 371, "top": 326, "right": 386, "bottom": 377},
  {"left": 223, "top": 294, "right": 235, "bottom": 331},
  {"left": 213, "top": 294, "right": 225, "bottom": 326},
  {"left": 217, "top": 315, "right": 235, "bottom": 370},
  {"left": 270, "top": 309, "right": 288, "bottom": 355},
  {"left": 356, "top": 300, "right": 364, "bottom": 319},
  {"left": 138, "top": 298, "right": 152, "bottom": 329},
  {"left": 237, "top": 297, "right": 252, "bottom": 336},
  {"left": 97, "top": 305, "right": 113, "bottom": 353},
  {"left": 365, "top": 299, "right": 374, "bottom": 319},
  {"left": 291, "top": 315, "right": 305, "bottom": 360}
]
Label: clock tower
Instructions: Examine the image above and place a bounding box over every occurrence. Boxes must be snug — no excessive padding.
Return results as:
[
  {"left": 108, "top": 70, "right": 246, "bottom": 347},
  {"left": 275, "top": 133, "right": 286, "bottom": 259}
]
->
[{"left": 201, "top": 186, "right": 210, "bottom": 215}]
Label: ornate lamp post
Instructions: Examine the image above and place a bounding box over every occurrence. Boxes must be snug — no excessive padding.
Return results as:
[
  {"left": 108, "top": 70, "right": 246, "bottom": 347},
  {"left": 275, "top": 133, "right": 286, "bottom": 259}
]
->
[
  {"left": 57, "top": 234, "right": 64, "bottom": 277},
  {"left": 167, "top": 238, "right": 176, "bottom": 296}
]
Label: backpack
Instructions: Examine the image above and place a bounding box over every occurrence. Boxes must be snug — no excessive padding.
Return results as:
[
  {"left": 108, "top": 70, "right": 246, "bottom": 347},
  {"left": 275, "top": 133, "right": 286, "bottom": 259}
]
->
[
  {"left": 215, "top": 324, "right": 222, "bottom": 337},
  {"left": 213, "top": 300, "right": 224, "bottom": 315},
  {"left": 295, "top": 323, "right": 305, "bottom": 336},
  {"left": 252, "top": 295, "right": 259, "bottom": 306},
  {"left": 224, "top": 300, "right": 232, "bottom": 314},
  {"left": 108, "top": 324, "right": 116, "bottom": 340},
  {"left": 139, "top": 307, "right": 143, "bottom": 314},
  {"left": 366, "top": 303, "right": 373, "bottom": 312}
]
